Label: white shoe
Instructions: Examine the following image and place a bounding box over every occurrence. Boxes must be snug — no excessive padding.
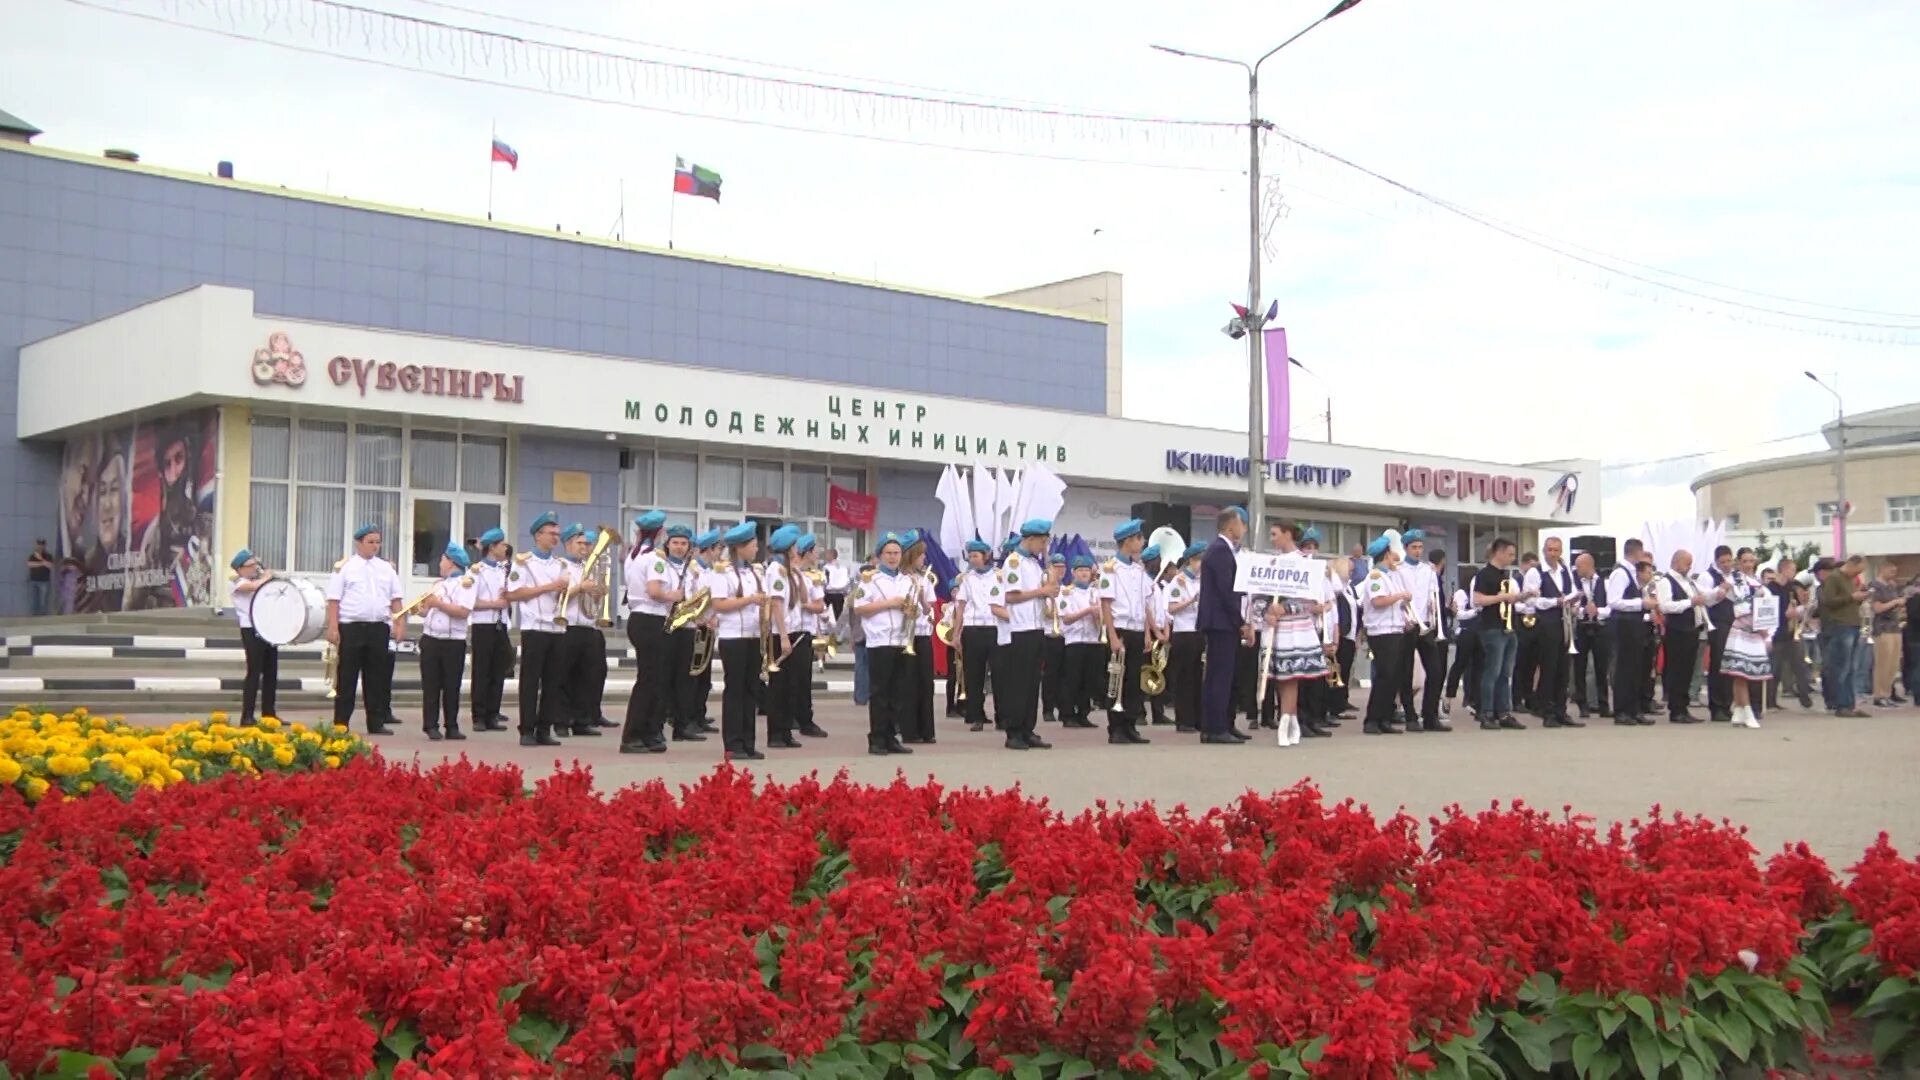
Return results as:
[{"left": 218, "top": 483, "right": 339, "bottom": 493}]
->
[
  {"left": 1276, "top": 716, "right": 1290, "bottom": 748},
  {"left": 1286, "top": 714, "right": 1303, "bottom": 746},
  {"left": 1742, "top": 706, "right": 1761, "bottom": 729}
]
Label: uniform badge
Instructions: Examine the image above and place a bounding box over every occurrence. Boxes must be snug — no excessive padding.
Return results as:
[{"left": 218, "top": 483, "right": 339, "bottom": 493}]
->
[
  {"left": 853, "top": 586, "right": 865, "bottom": 599},
  {"left": 990, "top": 586, "right": 1000, "bottom": 596},
  {"left": 1098, "top": 577, "right": 1110, "bottom": 588},
  {"left": 772, "top": 578, "right": 784, "bottom": 591},
  {"left": 654, "top": 560, "right": 666, "bottom": 573},
  {"left": 1007, "top": 554, "right": 1021, "bottom": 569},
  {"left": 1172, "top": 587, "right": 1183, "bottom": 599}
]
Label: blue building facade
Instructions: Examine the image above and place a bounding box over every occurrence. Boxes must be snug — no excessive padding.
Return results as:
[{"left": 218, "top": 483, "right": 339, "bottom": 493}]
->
[{"left": 0, "top": 142, "right": 1109, "bottom": 615}]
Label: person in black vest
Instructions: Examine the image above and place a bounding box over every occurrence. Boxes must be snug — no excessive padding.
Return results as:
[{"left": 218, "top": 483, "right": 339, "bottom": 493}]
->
[
  {"left": 1763, "top": 557, "right": 1814, "bottom": 712},
  {"left": 1523, "top": 537, "right": 1581, "bottom": 727},
  {"left": 1700, "top": 545, "right": 1737, "bottom": 722},
  {"left": 1510, "top": 551, "right": 1541, "bottom": 712},
  {"left": 1605, "top": 539, "right": 1654, "bottom": 723},
  {"left": 1652, "top": 549, "right": 1720, "bottom": 723},
  {"left": 1444, "top": 564, "right": 1480, "bottom": 717},
  {"left": 1568, "top": 551, "right": 1611, "bottom": 718}
]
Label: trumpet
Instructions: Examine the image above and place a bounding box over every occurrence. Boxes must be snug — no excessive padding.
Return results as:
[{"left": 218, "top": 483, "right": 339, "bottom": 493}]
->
[
  {"left": 901, "top": 576, "right": 922, "bottom": 656},
  {"left": 937, "top": 609, "right": 966, "bottom": 701},
  {"left": 1140, "top": 638, "right": 1169, "bottom": 696},
  {"left": 760, "top": 590, "right": 786, "bottom": 677},
  {"left": 1498, "top": 575, "right": 1515, "bottom": 633},
  {"left": 322, "top": 642, "right": 339, "bottom": 699},
  {"left": 394, "top": 576, "right": 474, "bottom": 621},
  {"left": 1563, "top": 582, "right": 1580, "bottom": 655},
  {"left": 1106, "top": 642, "right": 1126, "bottom": 704},
  {"left": 555, "top": 528, "right": 616, "bottom": 628}
]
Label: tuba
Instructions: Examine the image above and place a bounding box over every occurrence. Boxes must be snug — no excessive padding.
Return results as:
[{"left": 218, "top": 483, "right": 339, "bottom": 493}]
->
[
  {"left": 1140, "top": 638, "right": 1169, "bottom": 696},
  {"left": 555, "top": 528, "right": 617, "bottom": 628},
  {"left": 901, "top": 576, "right": 922, "bottom": 656},
  {"left": 669, "top": 587, "right": 711, "bottom": 631}
]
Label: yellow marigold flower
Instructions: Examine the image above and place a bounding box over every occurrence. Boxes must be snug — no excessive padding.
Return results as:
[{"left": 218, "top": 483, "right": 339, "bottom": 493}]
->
[
  {"left": 209, "top": 711, "right": 228, "bottom": 723},
  {"left": 122, "top": 764, "right": 144, "bottom": 782},
  {"left": 0, "top": 757, "right": 21, "bottom": 784},
  {"left": 324, "top": 754, "right": 341, "bottom": 768},
  {"left": 47, "top": 755, "right": 90, "bottom": 778},
  {"left": 38, "top": 713, "right": 57, "bottom": 726},
  {"left": 259, "top": 717, "right": 281, "bottom": 731},
  {"left": 24, "top": 776, "right": 49, "bottom": 800},
  {"left": 271, "top": 747, "right": 294, "bottom": 767},
  {"left": 77, "top": 779, "right": 94, "bottom": 793}
]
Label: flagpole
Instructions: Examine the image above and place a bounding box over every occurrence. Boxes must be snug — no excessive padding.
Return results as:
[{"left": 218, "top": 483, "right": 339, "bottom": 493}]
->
[
  {"left": 668, "top": 187, "right": 677, "bottom": 250},
  {"left": 487, "top": 120, "right": 496, "bottom": 221}
]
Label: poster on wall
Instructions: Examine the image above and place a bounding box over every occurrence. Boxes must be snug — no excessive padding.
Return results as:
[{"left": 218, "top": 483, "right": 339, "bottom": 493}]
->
[{"left": 56, "top": 409, "right": 220, "bottom": 613}]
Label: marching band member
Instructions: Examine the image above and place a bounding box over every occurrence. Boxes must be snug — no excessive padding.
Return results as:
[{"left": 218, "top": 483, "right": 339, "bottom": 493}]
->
[
  {"left": 1252, "top": 521, "right": 1330, "bottom": 746},
  {"left": 1469, "top": 538, "right": 1533, "bottom": 730},
  {"left": 1096, "top": 519, "right": 1154, "bottom": 746},
  {"left": 1041, "top": 552, "right": 1069, "bottom": 725},
  {"left": 555, "top": 523, "right": 609, "bottom": 738},
  {"left": 1393, "top": 531, "right": 1447, "bottom": 732},
  {"left": 1606, "top": 538, "right": 1655, "bottom": 725},
  {"left": 1510, "top": 551, "right": 1541, "bottom": 714},
  {"left": 691, "top": 529, "right": 724, "bottom": 732},
  {"left": 1699, "top": 545, "right": 1738, "bottom": 723},
  {"left": 324, "top": 524, "right": 403, "bottom": 735},
  {"left": 1720, "top": 548, "right": 1772, "bottom": 728},
  {"left": 417, "top": 542, "right": 478, "bottom": 741},
  {"left": 1002, "top": 520, "right": 1058, "bottom": 750},
  {"left": 503, "top": 513, "right": 568, "bottom": 747},
  {"left": 620, "top": 520, "right": 692, "bottom": 754},
  {"left": 1569, "top": 552, "right": 1611, "bottom": 719},
  {"left": 1056, "top": 554, "right": 1103, "bottom": 729},
  {"left": 707, "top": 522, "right": 772, "bottom": 759},
  {"left": 1445, "top": 569, "right": 1480, "bottom": 717},
  {"left": 1655, "top": 549, "right": 1721, "bottom": 724},
  {"left": 951, "top": 539, "right": 1000, "bottom": 733},
  {"left": 759, "top": 526, "right": 805, "bottom": 749},
  {"left": 468, "top": 529, "right": 514, "bottom": 733},
  {"left": 791, "top": 533, "right": 830, "bottom": 739},
  {"left": 853, "top": 533, "right": 915, "bottom": 756},
  {"left": 895, "top": 531, "right": 938, "bottom": 744},
  {"left": 228, "top": 549, "right": 276, "bottom": 728},
  {"left": 1164, "top": 542, "right": 1206, "bottom": 734},
  {"left": 1330, "top": 555, "right": 1360, "bottom": 719},
  {"left": 1521, "top": 537, "right": 1580, "bottom": 728},
  {"left": 1359, "top": 533, "right": 1413, "bottom": 736},
  {"left": 1140, "top": 546, "right": 1171, "bottom": 728},
  {"left": 992, "top": 535, "right": 1019, "bottom": 732}
]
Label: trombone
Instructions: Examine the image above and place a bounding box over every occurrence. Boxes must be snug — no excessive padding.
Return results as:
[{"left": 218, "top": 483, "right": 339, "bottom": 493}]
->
[
  {"left": 936, "top": 609, "right": 965, "bottom": 701},
  {"left": 759, "top": 585, "right": 787, "bottom": 677}
]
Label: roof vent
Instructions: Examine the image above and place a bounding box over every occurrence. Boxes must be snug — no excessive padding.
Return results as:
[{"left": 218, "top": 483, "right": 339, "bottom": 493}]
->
[{"left": 104, "top": 148, "right": 139, "bottom": 163}]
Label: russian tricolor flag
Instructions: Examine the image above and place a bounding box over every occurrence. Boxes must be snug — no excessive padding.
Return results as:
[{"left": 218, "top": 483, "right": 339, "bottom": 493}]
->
[{"left": 490, "top": 138, "right": 518, "bottom": 170}]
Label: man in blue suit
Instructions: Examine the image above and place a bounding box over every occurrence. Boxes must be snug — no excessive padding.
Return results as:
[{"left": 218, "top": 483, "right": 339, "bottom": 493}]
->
[{"left": 1198, "top": 506, "right": 1253, "bottom": 744}]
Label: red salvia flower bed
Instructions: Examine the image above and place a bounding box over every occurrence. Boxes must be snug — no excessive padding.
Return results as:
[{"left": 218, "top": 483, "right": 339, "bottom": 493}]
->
[{"left": 0, "top": 758, "right": 1915, "bottom": 1078}]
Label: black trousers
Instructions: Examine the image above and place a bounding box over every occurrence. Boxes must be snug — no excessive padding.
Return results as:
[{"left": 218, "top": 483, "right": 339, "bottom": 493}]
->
[
  {"left": 826, "top": 592, "right": 845, "bottom": 620},
  {"left": 718, "top": 637, "right": 762, "bottom": 752},
  {"left": 622, "top": 612, "right": 669, "bottom": 746},
  {"left": 943, "top": 640, "right": 959, "bottom": 713},
  {"left": 666, "top": 627, "right": 703, "bottom": 734},
  {"left": 1169, "top": 630, "right": 1202, "bottom": 731},
  {"left": 1610, "top": 619, "right": 1649, "bottom": 717},
  {"left": 419, "top": 635, "right": 466, "bottom": 733},
  {"left": 770, "top": 631, "right": 814, "bottom": 740},
  {"left": 1571, "top": 621, "right": 1611, "bottom": 713},
  {"left": 991, "top": 638, "right": 1012, "bottom": 730},
  {"left": 1040, "top": 635, "right": 1067, "bottom": 719},
  {"left": 1767, "top": 636, "right": 1813, "bottom": 709},
  {"left": 1365, "top": 632, "right": 1412, "bottom": 731},
  {"left": 1446, "top": 629, "right": 1480, "bottom": 709},
  {"left": 517, "top": 629, "right": 565, "bottom": 738},
  {"left": 559, "top": 626, "right": 606, "bottom": 730},
  {"left": 959, "top": 626, "right": 997, "bottom": 727},
  {"left": 1663, "top": 627, "right": 1701, "bottom": 718},
  {"left": 899, "top": 637, "right": 936, "bottom": 741},
  {"left": 1400, "top": 635, "right": 1447, "bottom": 724},
  {"left": 239, "top": 626, "right": 278, "bottom": 723},
  {"left": 334, "top": 621, "right": 392, "bottom": 730},
  {"left": 1063, "top": 641, "right": 1104, "bottom": 722},
  {"left": 1108, "top": 628, "right": 1147, "bottom": 732},
  {"left": 1334, "top": 637, "right": 1357, "bottom": 712},
  {"left": 469, "top": 623, "right": 512, "bottom": 723},
  {"left": 1706, "top": 622, "right": 1732, "bottom": 717},
  {"left": 1512, "top": 622, "right": 1538, "bottom": 711},
  {"left": 1005, "top": 630, "right": 1044, "bottom": 737},
  {"left": 1233, "top": 643, "right": 1259, "bottom": 720},
  {"left": 1531, "top": 617, "right": 1570, "bottom": 719},
  {"left": 866, "top": 644, "right": 909, "bottom": 746}
]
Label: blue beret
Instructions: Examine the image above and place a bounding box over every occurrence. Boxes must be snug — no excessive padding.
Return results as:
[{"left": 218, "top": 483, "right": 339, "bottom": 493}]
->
[
  {"left": 1224, "top": 505, "right": 1248, "bottom": 523},
  {"left": 1142, "top": 544, "right": 1161, "bottom": 562},
  {"left": 665, "top": 524, "right": 693, "bottom": 541},
  {"left": 478, "top": 528, "right": 506, "bottom": 546},
  {"left": 1402, "top": 529, "right": 1426, "bottom": 544},
  {"left": 723, "top": 522, "right": 758, "bottom": 547},
  {"left": 353, "top": 523, "right": 381, "bottom": 540},
  {"left": 1300, "top": 527, "right": 1323, "bottom": 545},
  {"left": 1019, "top": 518, "right": 1053, "bottom": 537},
  {"left": 796, "top": 533, "right": 817, "bottom": 555},
  {"left": 694, "top": 529, "right": 721, "bottom": 549},
  {"left": 1113, "top": 519, "right": 1143, "bottom": 542},
  {"left": 768, "top": 525, "right": 799, "bottom": 553},
  {"left": 1049, "top": 553, "right": 1066, "bottom": 565},
  {"left": 1071, "top": 555, "right": 1095, "bottom": 570},
  {"left": 560, "top": 522, "right": 586, "bottom": 543},
  {"left": 1367, "top": 536, "right": 1391, "bottom": 559},
  {"left": 901, "top": 528, "right": 925, "bottom": 548},
  {"left": 635, "top": 509, "right": 668, "bottom": 531},
  {"left": 1184, "top": 541, "right": 1207, "bottom": 561},
  {"left": 444, "top": 543, "right": 472, "bottom": 570},
  {"left": 965, "top": 539, "right": 992, "bottom": 556},
  {"left": 229, "top": 548, "right": 254, "bottom": 570},
  {"left": 529, "top": 512, "right": 558, "bottom": 536},
  {"left": 1001, "top": 536, "right": 1021, "bottom": 556}
]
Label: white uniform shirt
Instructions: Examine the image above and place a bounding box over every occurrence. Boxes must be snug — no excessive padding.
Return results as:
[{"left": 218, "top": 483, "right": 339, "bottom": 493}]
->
[
  {"left": 824, "top": 561, "right": 850, "bottom": 594},
  {"left": 1574, "top": 573, "right": 1608, "bottom": 624},
  {"left": 1061, "top": 581, "right": 1102, "bottom": 644},
  {"left": 784, "top": 568, "right": 818, "bottom": 635},
  {"left": 1659, "top": 570, "right": 1707, "bottom": 615},
  {"left": 232, "top": 576, "right": 261, "bottom": 629},
  {"left": 1452, "top": 587, "right": 1478, "bottom": 628},
  {"left": 855, "top": 569, "right": 915, "bottom": 648},
  {"left": 1165, "top": 571, "right": 1201, "bottom": 633},
  {"left": 470, "top": 560, "right": 510, "bottom": 626},
  {"left": 1395, "top": 560, "right": 1438, "bottom": 628},
  {"left": 1360, "top": 568, "right": 1410, "bottom": 636},
  {"left": 326, "top": 554, "right": 403, "bottom": 623},
  {"left": 516, "top": 551, "right": 568, "bottom": 633},
  {"left": 1099, "top": 557, "right": 1155, "bottom": 633},
  {"left": 1001, "top": 550, "right": 1047, "bottom": 633},
  {"left": 910, "top": 568, "right": 936, "bottom": 637},
  {"left": 635, "top": 555, "right": 695, "bottom": 619},
  {"left": 708, "top": 562, "right": 766, "bottom": 641},
  {"left": 1606, "top": 566, "right": 1646, "bottom": 618},
  {"left": 1523, "top": 561, "right": 1575, "bottom": 616},
  {"left": 422, "top": 573, "right": 479, "bottom": 640},
  {"left": 956, "top": 568, "right": 1001, "bottom": 626}
]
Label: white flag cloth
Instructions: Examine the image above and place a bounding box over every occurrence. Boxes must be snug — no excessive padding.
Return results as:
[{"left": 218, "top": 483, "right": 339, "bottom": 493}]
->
[
  {"left": 1018, "top": 462, "right": 1067, "bottom": 530},
  {"left": 935, "top": 464, "right": 972, "bottom": 558},
  {"left": 971, "top": 463, "right": 998, "bottom": 545},
  {"left": 995, "top": 468, "right": 1018, "bottom": 541}
]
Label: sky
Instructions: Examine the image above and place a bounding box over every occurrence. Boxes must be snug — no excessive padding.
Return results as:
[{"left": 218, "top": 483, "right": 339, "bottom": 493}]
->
[{"left": 7, "top": 0, "right": 1919, "bottom": 536}]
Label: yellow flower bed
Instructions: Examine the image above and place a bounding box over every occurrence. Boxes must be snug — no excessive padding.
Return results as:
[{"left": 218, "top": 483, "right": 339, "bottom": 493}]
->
[{"left": 0, "top": 709, "right": 370, "bottom": 802}]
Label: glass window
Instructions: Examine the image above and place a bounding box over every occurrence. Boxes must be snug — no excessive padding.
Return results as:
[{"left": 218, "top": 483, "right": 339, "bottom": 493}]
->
[
  {"left": 248, "top": 482, "right": 289, "bottom": 569},
  {"left": 1817, "top": 501, "right": 1839, "bottom": 526},
  {"left": 412, "top": 498, "right": 453, "bottom": 576},
  {"left": 830, "top": 469, "right": 864, "bottom": 494},
  {"left": 410, "top": 430, "right": 459, "bottom": 490},
  {"left": 621, "top": 451, "right": 654, "bottom": 507},
  {"left": 791, "top": 466, "right": 828, "bottom": 519},
  {"left": 1725, "top": 513, "right": 1740, "bottom": 529},
  {"left": 657, "top": 453, "right": 697, "bottom": 508},
  {"left": 460, "top": 436, "right": 507, "bottom": 495},
  {"left": 250, "top": 416, "right": 291, "bottom": 480},
  {"left": 745, "top": 460, "right": 783, "bottom": 515},
  {"left": 353, "top": 490, "right": 401, "bottom": 559},
  {"left": 354, "top": 425, "right": 403, "bottom": 488},
  {"left": 1889, "top": 496, "right": 1920, "bottom": 524},
  {"left": 294, "top": 485, "right": 345, "bottom": 572},
  {"left": 294, "top": 420, "right": 347, "bottom": 484},
  {"left": 1764, "top": 507, "right": 1785, "bottom": 530},
  {"left": 705, "top": 457, "right": 743, "bottom": 510}
]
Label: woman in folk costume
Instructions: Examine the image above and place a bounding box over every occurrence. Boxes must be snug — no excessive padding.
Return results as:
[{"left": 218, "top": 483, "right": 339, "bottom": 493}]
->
[
  {"left": 1719, "top": 548, "right": 1773, "bottom": 729},
  {"left": 1250, "top": 521, "right": 1332, "bottom": 747}
]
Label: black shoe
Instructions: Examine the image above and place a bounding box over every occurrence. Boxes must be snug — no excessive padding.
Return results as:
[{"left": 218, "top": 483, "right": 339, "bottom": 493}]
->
[
  {"left": 366, "top": 723, "right": 393, "bottom": 736},
  {"left": 1558, "top": 716, "right": 1587, "bottom": 728},
  {"left": 1227, "top": 726, "right": 1252, "bottom": 742},
  {"left": 522, "top": 734, "right": 561, "bottom": 747},
  {"left": 769, "top": 735, "right": 803, "bottom": 749},
  {"left": 425, "top": 728, "right": 444, "bottom": 741},
  {"left": 731, "top": 748, "right": 766, "bottom": 760},
  {"left": 594, "top": 716, "right": 619, "bottom": 729},
  {"left": 1302, "top": 722, "right": 1332, "bottom": 738},
  {"left": 671, "top": 728, "right": 707, "bottom": 741},
  {"left": 1384, "top": 722, "right": 1407, "bottom": 734},
  {"left": 798, "top": 724, "right": 830, "bottom": 738},
  {"left": 1201, "top": 731, "right": 1239, "bottom": 744},
  {"left": 1004, "top": 734, "right": 1030, "bottom": 750},
  {"left": 1175, "top": 724, "right": 1198, "bottom": 734},
  {"left": 620, "top": 741, "right": 666, "bottom": 754},
  {"left": 1479, "top": 718, "right": 1501, "bottom": 731},
  {"left": 1258, "top": 717, "right": 1279, "bottom": 730},
  {"left": 697, "top": 720, "right": 719, "bottom": 734},
  {"left": 447, "top": 729, "right": 468, "bottom": 741},
  {"left": 1614, "top": 715, "right": 1638, "bottom": 726},
  {"left": 869, "top": 742, "right": 893, "bottom": 756},
  {"left": 1710, "top": 711, "right": 1733, "bottom": 723},
  {"left": 569, "top": 727, "right": 602, "bottom": 737},
  {"left": 1042, "top": 710, "right": 1059, "bottom": 724},
  {"left": 1323, "top": 716, "right": 1342, "bottom": 726},
  {"left": 1598, "top": 708, "right": 1613, "bottom": 719},
  {"left": 238, "top": 717, "right": 258, "bottom": 728},
  {"left": 1028, "top": 734, "right": 1054, "bottom": 749},
  {"left": 1498, "top": 715, "right": 1526, "bottom": 730},
  {"left": 1063, "top": 718, "right": 1097, "bottom": 729},
  {"left": 946, "top": 707, "right": 965, "bottom": 718},
  {"left": 1108, "top": 730, "right": 1135, "bottom": 745},
  {"left": 968, "top": 722, "right": 987, "bottom": 732},
  {"left": 1424, "top": 721, "right": 1452, "bottom": 733},
  {"left": 886, "top": 738, "right": 914, "bottom": 755},
  {"left": 1669, "top": 714, "right": 1700, "bottom": 724}
]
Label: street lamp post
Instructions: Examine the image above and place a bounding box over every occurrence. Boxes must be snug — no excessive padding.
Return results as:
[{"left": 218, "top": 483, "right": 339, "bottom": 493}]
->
[
  {"left": 1154, "top": 0, "right": 1365, "bottom": 544},
  {"left": 1805, "top": 371, "right": 1847, "bottom": 556}
]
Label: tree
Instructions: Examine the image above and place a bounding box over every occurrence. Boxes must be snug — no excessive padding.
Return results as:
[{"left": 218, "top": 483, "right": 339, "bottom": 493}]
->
[{"left": 1752, "top": 531, "right": 1821, "bottom": 567}]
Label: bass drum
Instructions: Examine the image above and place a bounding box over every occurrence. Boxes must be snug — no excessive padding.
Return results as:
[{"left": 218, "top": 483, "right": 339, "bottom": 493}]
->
[{"left": 250, "top": 577, "right": 328, "bottom": 646}]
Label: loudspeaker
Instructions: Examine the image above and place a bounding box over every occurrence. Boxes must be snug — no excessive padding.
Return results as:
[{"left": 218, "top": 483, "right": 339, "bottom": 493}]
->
[
  {"left": 1571, "top": 534, "right": 1617, "bottom": 570},
  {"left": 1131, "top": 502, "right": 1192, "bottom": 542}
]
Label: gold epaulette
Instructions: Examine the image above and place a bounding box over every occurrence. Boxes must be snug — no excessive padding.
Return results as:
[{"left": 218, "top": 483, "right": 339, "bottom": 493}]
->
[
  {"left": 1102, "top": 558, "right": 1118, "bottom": 573},
  {"left": 1006, "top": 553, "right": 1022, "bottom": 569},
  {"left": 514, "top": 552, "right": 532, "bottom": 564},
  {"left": 333, "top": 557, "right": 347, "bottom": 571},
  {"left": 1368, "top": 569, "right": 1383, "bottom": 579},
  {"left": 714, "top": 559, "right": 733, "bottom": 573},
  {"left": 860, "top": 568, "right": 876, "bottom": 582}
]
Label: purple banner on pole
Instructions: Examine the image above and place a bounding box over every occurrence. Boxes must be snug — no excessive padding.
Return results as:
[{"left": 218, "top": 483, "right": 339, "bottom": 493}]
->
[{"left": 1263, "top": 326, "right": 1290, "bottom": 461}]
